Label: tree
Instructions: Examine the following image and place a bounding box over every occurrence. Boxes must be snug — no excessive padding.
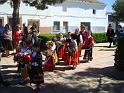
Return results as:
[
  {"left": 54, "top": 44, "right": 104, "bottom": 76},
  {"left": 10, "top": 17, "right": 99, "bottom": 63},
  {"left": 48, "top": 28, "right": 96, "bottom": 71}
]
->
[
  {"left": 0, "top": 0, "right": 64, "bottom": 40},
  {"left": 112, "top": 0, "right": 124, "bottom": 22},
  {"left": 113, "top": 0, "right": 124, "bottom": 71}
]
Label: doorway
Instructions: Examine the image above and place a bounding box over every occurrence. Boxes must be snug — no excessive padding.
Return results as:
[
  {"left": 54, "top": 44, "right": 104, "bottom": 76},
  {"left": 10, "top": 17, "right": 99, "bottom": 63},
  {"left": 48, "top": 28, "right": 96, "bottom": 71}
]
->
[
  {"left": 81, "top": 22, "right": 91, "bottom": 30},
  {"left": 63, "top": 21, "right": 68, "bottom": 33}
]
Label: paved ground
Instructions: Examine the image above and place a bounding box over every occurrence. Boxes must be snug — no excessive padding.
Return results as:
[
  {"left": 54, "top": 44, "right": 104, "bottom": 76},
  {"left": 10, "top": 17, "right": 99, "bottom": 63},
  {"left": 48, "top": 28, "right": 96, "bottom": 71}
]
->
[{"left": 0, "top": 43, "right": 124, "bottom": 93}]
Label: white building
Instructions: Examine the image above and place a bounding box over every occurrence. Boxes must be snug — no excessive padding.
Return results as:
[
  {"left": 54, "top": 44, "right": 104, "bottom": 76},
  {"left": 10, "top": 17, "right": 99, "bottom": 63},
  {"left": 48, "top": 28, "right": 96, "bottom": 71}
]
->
[
  {"left": 0, "top": 0, "right": 108, "bottom": 34},
  {"left": 107, "top": 12, "right": 124, "bottom": 31}
]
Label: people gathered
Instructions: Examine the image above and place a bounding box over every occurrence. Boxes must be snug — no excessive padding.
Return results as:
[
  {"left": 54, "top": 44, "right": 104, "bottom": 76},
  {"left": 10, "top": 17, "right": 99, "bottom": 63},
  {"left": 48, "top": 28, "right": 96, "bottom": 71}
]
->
[{"left": 0, "top": 23, "right": 95, "bottom": 91}]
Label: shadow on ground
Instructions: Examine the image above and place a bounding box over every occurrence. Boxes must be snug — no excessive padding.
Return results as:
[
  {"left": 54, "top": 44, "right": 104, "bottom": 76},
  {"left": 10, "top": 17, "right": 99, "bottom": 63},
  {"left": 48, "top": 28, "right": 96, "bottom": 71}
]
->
[
  {"left": 0, "top": 83, "right": 84, "bottom": 93},
  {"left": 68, "top": 66, "right": 124, "bottom": 93},
  {"left": 1, "top": 65, "right": 17, "bottom": 69},
  {"left": 1, "top": 65, "right": 124, "bottom": 93},
  {"left": 73, "top": 66, "right": 124, "bottom": 81},
  {"left": 1, "top": 82, "right": 124, "bottom": 93}
]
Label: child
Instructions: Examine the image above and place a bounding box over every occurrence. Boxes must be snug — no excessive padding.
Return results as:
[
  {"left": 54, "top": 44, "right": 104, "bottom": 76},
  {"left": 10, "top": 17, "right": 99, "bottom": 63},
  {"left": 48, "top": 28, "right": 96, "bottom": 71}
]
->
[
  {"left": 43, "top": 41, "right": 55, "bottom": 71},
  {"left": 29, "top": 44, "right": 44, "bottom": 91},
  {"left": 64, "top": 38, "right": 79, "bottom": 68},
  {"left": 83, "top": 32, "right": 94, "bottom": 62}
]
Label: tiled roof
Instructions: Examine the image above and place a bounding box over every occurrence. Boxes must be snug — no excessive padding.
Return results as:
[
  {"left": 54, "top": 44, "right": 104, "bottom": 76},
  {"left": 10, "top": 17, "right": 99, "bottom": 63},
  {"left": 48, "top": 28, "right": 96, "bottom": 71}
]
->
[{"left": 65, "top": 0, "right": 105, "bottom": 5}]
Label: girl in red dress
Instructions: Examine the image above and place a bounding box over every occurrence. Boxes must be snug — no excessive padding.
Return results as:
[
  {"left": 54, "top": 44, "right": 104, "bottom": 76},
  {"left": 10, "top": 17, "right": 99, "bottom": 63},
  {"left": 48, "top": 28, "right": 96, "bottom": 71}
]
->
[
  {"left": 62, "top": 32, "right": 79, "bottom": 68},
  {"left": 56, "top": 33, "right": 65, "bottom": 61},
  {"left": 43, "top": 41, "right": 55, "bottom": 71}
]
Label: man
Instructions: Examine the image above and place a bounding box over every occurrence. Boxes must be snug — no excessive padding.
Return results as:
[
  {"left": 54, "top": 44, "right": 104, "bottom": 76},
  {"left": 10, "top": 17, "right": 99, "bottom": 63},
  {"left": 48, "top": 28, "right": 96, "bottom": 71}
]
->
[
  {"left": 0, "top": 23, "right": 4, "bottom": 35},
  {"left": 116, "top": 25, "right": 124, "bottom": 38},
  {"left": 106, "top": 24, "right": 115, "bottom": 48}
]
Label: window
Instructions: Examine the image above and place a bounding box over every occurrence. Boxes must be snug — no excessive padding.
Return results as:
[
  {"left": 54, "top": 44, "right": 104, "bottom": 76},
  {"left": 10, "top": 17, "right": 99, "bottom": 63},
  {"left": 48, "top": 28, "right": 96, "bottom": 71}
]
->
[
  {"left": 63, "top": 6, "right": 67, "bottom": 12},
  {"left": 108, "top": 15, "right": 113, "bottom": 21},
  {"left": 63, "top": 21, "right": 68, "bottom": 33},
  {"left": 53, "top": 21, "right": 60, "bottom": 32},
  {"left": 93, "top": 9, "right": 96, "bottom": 14},
  {"left": 80, "top": 22, "right": 91, "bottom": 31}
]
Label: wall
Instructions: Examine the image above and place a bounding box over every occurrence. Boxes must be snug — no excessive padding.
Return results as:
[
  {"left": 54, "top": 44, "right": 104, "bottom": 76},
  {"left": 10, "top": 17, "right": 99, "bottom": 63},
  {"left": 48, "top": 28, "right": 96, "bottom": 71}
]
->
[
  {"left": 50, "top": 1, "right": 107, "bottom": 33},
  {"left": 0, "top": 1, "right": 108, "bottom": 33}
]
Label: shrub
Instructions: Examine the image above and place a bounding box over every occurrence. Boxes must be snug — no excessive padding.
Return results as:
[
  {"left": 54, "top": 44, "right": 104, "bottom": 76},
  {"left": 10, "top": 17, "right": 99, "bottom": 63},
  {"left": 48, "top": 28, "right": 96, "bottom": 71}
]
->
[
  {"left": 92, "top": 33, "right": 107, "bottom": 43},
  {"left": 39, "top": 32, "right": 107, "bottom": 43},
  {"left": 114, "top": 37, "right": 124, "bottom": 71},
  {"left": 38, "top": 34, "right": 57, "bottom": 41}
]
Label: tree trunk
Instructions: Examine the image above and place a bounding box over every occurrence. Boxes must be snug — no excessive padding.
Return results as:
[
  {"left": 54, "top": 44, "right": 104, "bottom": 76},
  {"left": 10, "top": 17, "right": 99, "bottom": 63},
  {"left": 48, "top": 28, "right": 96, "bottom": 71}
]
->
[{"left": 12, "top": 0, "right": 20, "bottom": 47}]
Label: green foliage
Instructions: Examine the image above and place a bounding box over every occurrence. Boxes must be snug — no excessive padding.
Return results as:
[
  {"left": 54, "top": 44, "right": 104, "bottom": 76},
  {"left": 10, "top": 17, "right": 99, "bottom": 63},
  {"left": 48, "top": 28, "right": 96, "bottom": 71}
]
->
[
  {"left": 39, "top": 32, "right": 107, "bottom": 43},
  {"left": 0, "top": 0, "right": 8, "bottom": 4},
  {"left": 114, "top": 37, "right": 124, "bottom": 70},
  {"left": 92, "top": 33, "right": 107, "bottom": 43},
  {"left": 112, "top": 0, "right": 124, "bottom": 21},
  {"left": 22, "top": 0, "right": 65, "bottom": 10},
  {"left": 38, "top": 34, "right": 57, "bottom": 41},
  {"left": 0, "top": 0, "right": 65, "bottom": 9}
]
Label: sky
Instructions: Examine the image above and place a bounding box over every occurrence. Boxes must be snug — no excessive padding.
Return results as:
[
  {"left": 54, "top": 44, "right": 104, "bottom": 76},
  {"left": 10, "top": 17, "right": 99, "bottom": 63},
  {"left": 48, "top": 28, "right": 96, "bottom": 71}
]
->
[{"left": 98, "top": 0, "right": 116, "bottom": 12}]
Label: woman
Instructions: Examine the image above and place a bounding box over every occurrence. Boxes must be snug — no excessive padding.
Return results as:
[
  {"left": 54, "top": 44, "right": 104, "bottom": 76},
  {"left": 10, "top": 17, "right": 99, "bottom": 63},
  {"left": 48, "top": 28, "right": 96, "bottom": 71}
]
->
[
  {"left": 15, "top": 25, "right": 22, "bottom": 53},
  {"left": 30, "top": 23, "right": 39, "bottom": 45},
  {"left": 72, "top": 28, "right": 83, "bottom": 57},
  {"left": 3, "top": 24, "right": 13, "bottom": 57}
]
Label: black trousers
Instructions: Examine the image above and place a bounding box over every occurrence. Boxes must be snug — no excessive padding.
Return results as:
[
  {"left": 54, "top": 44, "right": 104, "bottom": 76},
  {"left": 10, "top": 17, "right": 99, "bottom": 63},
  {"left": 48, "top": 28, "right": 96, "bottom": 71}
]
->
[{"left": 83, "top": 47, "right": 93, "bottom": 60}]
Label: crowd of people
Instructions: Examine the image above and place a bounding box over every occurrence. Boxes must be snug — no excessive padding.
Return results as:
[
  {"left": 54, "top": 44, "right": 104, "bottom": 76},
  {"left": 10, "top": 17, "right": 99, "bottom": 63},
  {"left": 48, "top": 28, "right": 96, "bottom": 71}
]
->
[
  {"left": 15, "top": 24, "right": 94, "bottom": 91},
  {"left": 0, "top": 23, "right": 41, "bottom": 90},
  {"left": 0, "top": 22, "right": 95, "bottom": 91},
  {"left": 1, "top": 20, "right": 124, "bottom": 92},
  {"left": 1, "top": 22, "right": 124, "bottom": 90}
]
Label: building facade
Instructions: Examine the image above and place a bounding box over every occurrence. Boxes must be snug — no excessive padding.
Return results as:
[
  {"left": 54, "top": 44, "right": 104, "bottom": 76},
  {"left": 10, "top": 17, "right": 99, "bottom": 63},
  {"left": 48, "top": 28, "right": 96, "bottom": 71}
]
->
[
  {"left": 107, "top": 12, "right": 124, "bottom": 32},
  {"left": 0, "top": 0, "right": 108, "bottom": 34}
]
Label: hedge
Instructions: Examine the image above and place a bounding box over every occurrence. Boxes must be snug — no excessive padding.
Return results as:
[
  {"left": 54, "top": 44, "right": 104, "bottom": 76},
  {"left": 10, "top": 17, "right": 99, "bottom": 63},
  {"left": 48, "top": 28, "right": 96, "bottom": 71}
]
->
[
  {"left": 39, "top": 32, "right": 107, "bottom": 43},
  {"left": 92, "top": 33, "right": 107, "bottom": 43},
  {"left": 114, "top": 37, "right": 124, "bottom": 71},
  {"left": 38, "top": 34, "right": 57, "bottom": 41}
]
